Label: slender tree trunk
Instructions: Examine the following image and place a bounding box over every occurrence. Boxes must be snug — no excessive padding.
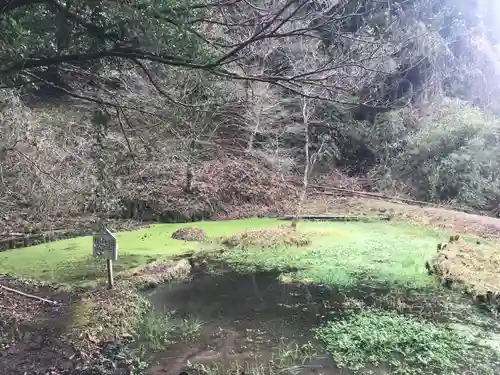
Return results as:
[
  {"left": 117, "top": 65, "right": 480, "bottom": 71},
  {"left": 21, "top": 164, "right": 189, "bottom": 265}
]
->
[
  {"left": 247, "top": 99, "right": 261, "bottom": 151},
  {"left": 292, "top": 98, "right": 310, "bottom": 230},
  {"left": 184, "top": 164, "right": 193, "bottom": 193},
  {"left": 247, "top": 118, "right": 260, "bottom": 151}
]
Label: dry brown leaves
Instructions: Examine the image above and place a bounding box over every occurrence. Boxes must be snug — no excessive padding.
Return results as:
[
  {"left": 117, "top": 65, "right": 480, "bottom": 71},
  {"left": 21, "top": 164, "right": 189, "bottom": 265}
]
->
[
  {"left": 310, "top": 169, "right": 364, "bottom": 190},
  {"left": 305, "top": 196, "right": 500, "bottom": 240},
  {"left": 120, "top": 157, "right": 299, "bottom": 221},
  {"left": 66, "top": 284, "right": 141, "bottom": 357},
  {"left": 171, "top": 227, "right": 206, "bottom": 241},
  {"left": 70, "top": 260, "right": 191, "bottom": 344},
  {"left": 118, "top": 259, "right": 192, "bottom": 286},
  {"left": 434, "top": 240, "right": 500, "bottom": 298},
  {"left": 220, "top": 227, "right": 311, "bottom": 249},
  {"left": 0, "top": 259, "right": 194, "bottom": 374}
]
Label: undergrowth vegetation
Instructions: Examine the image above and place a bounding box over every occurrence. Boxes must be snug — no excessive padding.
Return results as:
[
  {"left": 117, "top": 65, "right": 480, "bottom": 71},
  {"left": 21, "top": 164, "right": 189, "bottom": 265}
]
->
[
  {"left": 371, "top": 98, "right": 500, "bottom": 210},
  {"left": 5, "top": 1, "right": 500, "bottom": 235},
  {"left": 133, "top": 298, "right": 203, "bottom": 353},
  {"left": 315, "top": 309, "right": 500, "bottom": 375}
]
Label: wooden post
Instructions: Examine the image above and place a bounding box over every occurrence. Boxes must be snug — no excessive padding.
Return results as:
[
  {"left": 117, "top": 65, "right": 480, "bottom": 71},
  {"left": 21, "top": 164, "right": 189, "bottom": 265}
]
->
[
  {"left": 93, "top": 227, "right": 118, "bottom": 289},
  {"left": 107, "top": 258, "right": 114, "bottom": 289}
]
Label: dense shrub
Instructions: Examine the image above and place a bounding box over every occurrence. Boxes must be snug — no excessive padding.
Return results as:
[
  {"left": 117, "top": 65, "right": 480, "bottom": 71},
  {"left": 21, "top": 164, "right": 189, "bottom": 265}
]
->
[{"left": 369, "top": 98, "right": 500, "bottom": 210}]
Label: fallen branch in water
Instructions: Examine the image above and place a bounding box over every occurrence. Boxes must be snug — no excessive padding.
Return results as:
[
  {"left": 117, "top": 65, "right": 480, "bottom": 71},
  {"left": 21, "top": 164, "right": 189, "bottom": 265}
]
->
[{"left": 0, "top": 284, "right": 58, "bottom": 305}]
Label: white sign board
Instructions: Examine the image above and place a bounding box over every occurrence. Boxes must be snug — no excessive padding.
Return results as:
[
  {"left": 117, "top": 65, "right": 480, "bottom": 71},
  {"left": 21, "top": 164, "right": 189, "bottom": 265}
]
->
[{"left": 93, "top": 228, "right": 118, "bottom": 260}]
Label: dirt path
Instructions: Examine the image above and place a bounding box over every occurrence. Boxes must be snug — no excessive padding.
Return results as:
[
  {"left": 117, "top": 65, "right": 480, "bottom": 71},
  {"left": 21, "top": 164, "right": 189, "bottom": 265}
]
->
[
  {"left": 305, "top": 196, "right": 500, "bottom": 239},
  {"left": 414, "top": 205, "right": 500, "bottom": 237},
  {"left": 0, "top": 279, "right": 75, "bottom": 375}
]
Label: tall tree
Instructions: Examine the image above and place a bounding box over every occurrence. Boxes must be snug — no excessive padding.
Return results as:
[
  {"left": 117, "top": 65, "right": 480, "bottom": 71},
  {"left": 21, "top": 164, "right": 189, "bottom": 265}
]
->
[{"left": 0, "top": 0, "right": 432, "bottom": 104}]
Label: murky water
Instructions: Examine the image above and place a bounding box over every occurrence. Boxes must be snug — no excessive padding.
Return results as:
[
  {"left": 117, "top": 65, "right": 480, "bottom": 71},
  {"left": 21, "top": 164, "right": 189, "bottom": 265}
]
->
[
  {"left": 144, "top": 266, "right": 349, "bottom": 375},
  {"left": 143, "top": 263, "right": 500, "bottom": 375}
]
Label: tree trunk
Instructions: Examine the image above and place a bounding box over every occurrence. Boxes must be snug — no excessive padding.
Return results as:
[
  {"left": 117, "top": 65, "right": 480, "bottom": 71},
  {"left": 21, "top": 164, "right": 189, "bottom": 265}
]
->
[{"left": 292, "top": 98, "right": 311, "bottom": 230}]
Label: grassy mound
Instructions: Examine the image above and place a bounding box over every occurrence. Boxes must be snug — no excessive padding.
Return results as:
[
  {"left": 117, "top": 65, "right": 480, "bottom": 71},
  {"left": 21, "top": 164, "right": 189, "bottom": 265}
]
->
[
  {"left": 314, "top": 309, "right": 499, "bottom": 374},
  {"left": 171, "top": 227, "right": 206, "bottom": 241},
  {"left": 118, "top": 259, "right": 192, "bottom": 287},
  {"left": 68, "top": 285, "right": 142, "bottom": 343},
  {"left": 220, "top": 227, "right": 311, "bottom": 249},
  {"left": 433, "top": 239, "right": 500, "bottom": 303}
]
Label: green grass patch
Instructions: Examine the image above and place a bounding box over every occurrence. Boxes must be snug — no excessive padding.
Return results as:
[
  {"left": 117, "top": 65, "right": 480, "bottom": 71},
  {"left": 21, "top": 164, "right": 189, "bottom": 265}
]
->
[
  {"left": 0, "top": 219, "right": 279, "bottom": 284},
  {"left": 217, "top": 221, "right": 445, "bottom": 289},
  {"left": 134, "top": 299, "right": 203, "bottom": 353},
  {"left": 179, "top": 316, "right": 203, "bottom": 342},
  {"left": 134, "top": 308, "right": 177, "bottom": 353},
  {"left": 0, "top": 218, "right": 451, "bottom": 290},
  {"left": 314, "top": 309, "right": 500, "bottom": 375}
]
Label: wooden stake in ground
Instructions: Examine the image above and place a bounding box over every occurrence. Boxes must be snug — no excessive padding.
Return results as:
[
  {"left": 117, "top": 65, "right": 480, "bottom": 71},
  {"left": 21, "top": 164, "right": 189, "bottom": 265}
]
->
[
  {"left": 93, "top": 228, "right": 118, "bottom": 290},
  {"left": 107, "top": 259, "right": 114, "bottom": 289}
]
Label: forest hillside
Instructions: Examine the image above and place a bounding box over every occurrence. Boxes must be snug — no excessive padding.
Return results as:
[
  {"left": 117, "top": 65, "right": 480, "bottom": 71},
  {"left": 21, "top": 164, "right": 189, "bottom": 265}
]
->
[{"left": 2, "top": 0, "right": 500, "bottom": 234}]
